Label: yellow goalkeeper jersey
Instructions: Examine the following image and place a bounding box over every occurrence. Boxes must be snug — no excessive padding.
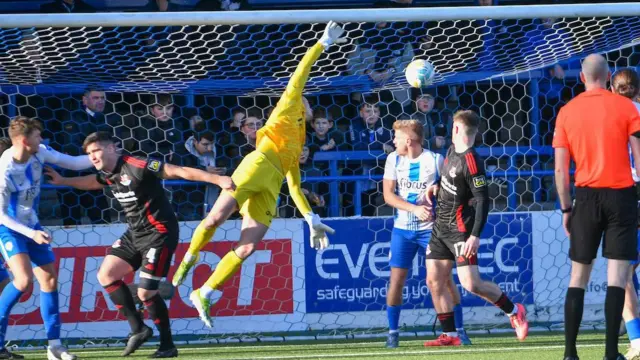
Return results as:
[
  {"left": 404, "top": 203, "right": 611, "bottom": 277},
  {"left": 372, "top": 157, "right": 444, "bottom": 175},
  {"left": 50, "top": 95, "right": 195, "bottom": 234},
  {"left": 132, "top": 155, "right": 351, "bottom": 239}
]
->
[{"left": 256, "top": 42, "right": 324, "bottom": 174}]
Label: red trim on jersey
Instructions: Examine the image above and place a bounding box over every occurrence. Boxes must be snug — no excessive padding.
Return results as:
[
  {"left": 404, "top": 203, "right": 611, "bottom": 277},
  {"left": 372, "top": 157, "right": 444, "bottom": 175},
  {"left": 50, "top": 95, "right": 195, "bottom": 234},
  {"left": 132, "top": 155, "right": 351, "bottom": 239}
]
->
[
  {"left": 154, "top": 245, "right": 170, "bottom": 277},
  {"left": 105, "top": 178, "right": 112, "bottom": 185},
  {"left": 444, "top": 158, "right": 448, "bottom": 166},
  {"left": 123, "top": 156, "right": 146, "bottom": 169},
  {"left": 145, "top": 201, "right": 168, "bottom": 233},
  {"left": 465, "top": 153, "right": 478, "bottom": 175},
  {"left": 456, "top": 205, "right": 466, "bottom": 232}
]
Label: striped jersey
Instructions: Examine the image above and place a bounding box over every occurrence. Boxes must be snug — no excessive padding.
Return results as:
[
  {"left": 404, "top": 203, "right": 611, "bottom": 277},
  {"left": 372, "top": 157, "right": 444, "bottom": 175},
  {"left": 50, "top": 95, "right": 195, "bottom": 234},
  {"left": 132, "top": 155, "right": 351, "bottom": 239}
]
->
[
  {"left": 0, "top": 144, "right": 92, "bottom": 238},
  {"left": 383, "top": 149, "right": 443, "bottom": 231}
]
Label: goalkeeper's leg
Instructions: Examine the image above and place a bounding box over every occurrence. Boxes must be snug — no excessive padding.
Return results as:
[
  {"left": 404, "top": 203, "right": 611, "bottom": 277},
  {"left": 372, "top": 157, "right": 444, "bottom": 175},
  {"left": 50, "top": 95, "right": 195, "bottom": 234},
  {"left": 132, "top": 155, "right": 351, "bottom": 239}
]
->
[
  {"left": 172, "top": 191, "right": 238, "bottom": 287},
  {"left": 190, "top": 215, "right": 269, "bottom": 328}
]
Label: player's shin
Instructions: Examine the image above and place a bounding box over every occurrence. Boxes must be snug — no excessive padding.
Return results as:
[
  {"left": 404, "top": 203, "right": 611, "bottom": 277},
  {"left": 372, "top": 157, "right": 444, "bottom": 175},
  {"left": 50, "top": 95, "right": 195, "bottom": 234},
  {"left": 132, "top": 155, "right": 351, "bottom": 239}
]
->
[
  {"left": 104, "top": 280, "right": 145, "bottom": 333},
  {"left": 40, "top": 290, "right": 61, "bottom": 344},
  {"left": 143, "top": 295, "right": 174, "bottom": 350},
  {"left": 186, "top": 220, "right": 217, "bottom": 257},
  {"left": 200, "top": 250, "right": 244, "bottom": 299},
  {"left": 0, "top": 282, "right": 24, "bottom": 346}
]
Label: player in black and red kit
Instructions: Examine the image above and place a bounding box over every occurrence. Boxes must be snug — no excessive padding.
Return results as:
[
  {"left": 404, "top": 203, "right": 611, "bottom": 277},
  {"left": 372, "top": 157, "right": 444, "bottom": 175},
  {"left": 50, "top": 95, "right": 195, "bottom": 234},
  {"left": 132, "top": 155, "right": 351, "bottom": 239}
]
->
[
  {"left": 423, "top": 110, "right": 529, "bottom": 347},
  {"left": 45, "top": 132, "right": 234, "bottom": 358}
]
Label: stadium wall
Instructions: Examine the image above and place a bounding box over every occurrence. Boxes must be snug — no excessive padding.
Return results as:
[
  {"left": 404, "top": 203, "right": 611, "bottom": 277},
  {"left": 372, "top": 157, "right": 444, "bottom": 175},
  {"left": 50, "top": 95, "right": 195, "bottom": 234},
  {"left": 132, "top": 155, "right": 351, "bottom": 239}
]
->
[{"left": 4, "top": 211, "right": 608, "bottom": 340}]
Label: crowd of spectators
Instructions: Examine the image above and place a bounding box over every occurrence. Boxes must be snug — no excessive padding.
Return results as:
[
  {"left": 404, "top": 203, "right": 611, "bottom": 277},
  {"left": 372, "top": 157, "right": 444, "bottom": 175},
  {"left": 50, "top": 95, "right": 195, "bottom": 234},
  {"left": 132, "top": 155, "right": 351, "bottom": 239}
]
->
[{"left": 3, "top": 0, "right": 638, "bottom": 225}]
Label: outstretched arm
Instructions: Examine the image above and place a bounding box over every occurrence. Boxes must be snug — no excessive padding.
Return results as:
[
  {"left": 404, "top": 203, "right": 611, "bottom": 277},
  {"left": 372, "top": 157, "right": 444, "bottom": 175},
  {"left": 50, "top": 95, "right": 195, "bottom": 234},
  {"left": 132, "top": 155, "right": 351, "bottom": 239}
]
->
[
  {"left": 39, "top": 144, "right": 92, "bottom": 171},
  {"left": 281, "top": 21, "right": 346, "bottom": 101},
  {"left": 45, "top": 166, "right": 105, "bottom": 190},
  {"left": 162, "top": 163, "right": 235, "bottom": 192},
  {"left": 286, "top": 165, "right": 313, "bottom": 216}
]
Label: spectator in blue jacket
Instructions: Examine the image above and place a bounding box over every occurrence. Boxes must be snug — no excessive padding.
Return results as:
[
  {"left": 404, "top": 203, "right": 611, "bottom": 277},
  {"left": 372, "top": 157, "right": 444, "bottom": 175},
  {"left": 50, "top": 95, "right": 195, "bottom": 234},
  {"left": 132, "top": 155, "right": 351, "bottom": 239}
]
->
[{"left": 349, "top": 103, "right": 393, "bottom": 153}]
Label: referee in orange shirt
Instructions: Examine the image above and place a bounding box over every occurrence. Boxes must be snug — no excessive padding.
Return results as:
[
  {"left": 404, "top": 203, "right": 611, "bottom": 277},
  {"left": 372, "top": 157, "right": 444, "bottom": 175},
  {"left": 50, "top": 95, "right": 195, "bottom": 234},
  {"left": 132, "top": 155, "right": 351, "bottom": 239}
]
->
[{"left": 554, "top": 54, "right": 640, "bottom": 360}]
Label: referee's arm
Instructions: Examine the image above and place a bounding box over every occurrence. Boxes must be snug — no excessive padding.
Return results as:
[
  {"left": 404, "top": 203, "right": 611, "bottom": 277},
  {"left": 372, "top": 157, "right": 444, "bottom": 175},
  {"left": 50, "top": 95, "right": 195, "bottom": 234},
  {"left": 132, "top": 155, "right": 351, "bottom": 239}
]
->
[
  {"left": 553, "top": 110, "right": 572, "bottom": 214},
  {"left": 554, "top": 147, "right": 572, "bottom": 213}
]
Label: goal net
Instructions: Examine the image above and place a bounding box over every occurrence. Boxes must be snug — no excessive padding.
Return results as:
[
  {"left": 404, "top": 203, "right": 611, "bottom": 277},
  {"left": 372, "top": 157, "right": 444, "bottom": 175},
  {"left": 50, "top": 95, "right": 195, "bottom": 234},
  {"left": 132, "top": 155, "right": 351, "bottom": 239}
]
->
[{"left": 0, "top": 4, "right": 637, "bottom": 347}]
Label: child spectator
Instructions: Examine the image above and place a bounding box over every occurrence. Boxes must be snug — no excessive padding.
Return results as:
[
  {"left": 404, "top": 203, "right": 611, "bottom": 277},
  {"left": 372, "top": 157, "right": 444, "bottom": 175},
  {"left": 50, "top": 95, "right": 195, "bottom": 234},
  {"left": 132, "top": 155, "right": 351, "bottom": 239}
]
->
[{"left": 308, "top": 108, "right": 346, "bottom": 152}]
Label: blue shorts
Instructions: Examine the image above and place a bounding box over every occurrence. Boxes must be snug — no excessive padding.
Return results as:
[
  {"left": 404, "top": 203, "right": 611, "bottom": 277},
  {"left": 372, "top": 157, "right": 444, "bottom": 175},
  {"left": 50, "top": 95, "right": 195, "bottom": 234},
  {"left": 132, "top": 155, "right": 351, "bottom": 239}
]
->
[
  {"left": 389, "top": 228, "right": 432, "bottom": 269},
  {"left": 0, "top": 225, "right": 55, "bottom": 268}
]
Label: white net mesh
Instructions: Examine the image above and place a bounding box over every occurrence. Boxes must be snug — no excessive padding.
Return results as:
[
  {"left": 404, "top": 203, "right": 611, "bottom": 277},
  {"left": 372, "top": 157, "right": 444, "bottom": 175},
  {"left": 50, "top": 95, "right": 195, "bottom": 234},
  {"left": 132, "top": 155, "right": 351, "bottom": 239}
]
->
[{"left": 0, "top": 9, "right": 636, "bottom": 346}]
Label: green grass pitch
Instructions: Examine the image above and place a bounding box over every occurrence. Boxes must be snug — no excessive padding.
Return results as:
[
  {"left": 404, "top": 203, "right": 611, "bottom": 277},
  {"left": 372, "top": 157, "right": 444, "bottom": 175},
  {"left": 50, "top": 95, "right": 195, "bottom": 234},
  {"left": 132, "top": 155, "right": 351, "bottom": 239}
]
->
[{"left": 7, "top": 331, "right": 625, "bottom": 359}]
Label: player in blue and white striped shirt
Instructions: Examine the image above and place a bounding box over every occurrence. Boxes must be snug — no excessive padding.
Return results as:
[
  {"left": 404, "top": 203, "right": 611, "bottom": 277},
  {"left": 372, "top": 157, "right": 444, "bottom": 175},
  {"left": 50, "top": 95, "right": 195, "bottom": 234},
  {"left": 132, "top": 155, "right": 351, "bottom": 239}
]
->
[
  {"left": 382, "top": 120, "right": 468, "bottom": 348},
  {"left": 0, "top": 117, "right": 93, "bottom": 360},
  {"left": 611, "top": 68, "right": 640, "bottom": 359}
]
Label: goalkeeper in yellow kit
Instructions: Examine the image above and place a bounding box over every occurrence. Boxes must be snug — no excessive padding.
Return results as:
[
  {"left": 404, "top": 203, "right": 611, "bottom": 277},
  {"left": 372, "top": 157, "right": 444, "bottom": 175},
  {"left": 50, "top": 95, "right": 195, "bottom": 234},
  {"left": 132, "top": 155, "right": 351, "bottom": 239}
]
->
[{"left": 173, "top": 21, "right": 346, "bottom": 327}]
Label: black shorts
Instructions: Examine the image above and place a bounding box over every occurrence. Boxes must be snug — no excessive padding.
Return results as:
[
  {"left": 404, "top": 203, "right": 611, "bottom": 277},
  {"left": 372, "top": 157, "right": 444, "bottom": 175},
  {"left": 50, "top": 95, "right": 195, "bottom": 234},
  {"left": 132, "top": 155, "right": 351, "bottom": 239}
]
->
[
  {"left": 569, "top": 186, "right": 638, "bottom": 264},
  {"left": 110, "top": 227, "right": 179, "bottom": 289},
  {"left": 426, "top": 223, "right": 478, "bottom": 267}
]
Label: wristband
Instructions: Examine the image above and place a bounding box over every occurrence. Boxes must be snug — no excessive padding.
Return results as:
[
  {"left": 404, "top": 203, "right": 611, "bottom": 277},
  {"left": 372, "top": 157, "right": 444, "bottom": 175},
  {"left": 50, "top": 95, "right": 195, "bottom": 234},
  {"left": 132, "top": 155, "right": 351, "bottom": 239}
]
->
[{"left": 561, "top": 206, "right": 572, "bottom": 214}]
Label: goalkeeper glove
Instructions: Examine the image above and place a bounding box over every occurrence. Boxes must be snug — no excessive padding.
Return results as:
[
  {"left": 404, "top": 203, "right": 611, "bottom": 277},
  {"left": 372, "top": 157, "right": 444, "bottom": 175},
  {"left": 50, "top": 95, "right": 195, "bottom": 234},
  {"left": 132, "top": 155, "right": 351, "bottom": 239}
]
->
[
  {"left": 304, "top": 213, "right": 335, "bottom": 250},
  {"left": 319, "top": 21, "right": 347, "bottom": 49}
]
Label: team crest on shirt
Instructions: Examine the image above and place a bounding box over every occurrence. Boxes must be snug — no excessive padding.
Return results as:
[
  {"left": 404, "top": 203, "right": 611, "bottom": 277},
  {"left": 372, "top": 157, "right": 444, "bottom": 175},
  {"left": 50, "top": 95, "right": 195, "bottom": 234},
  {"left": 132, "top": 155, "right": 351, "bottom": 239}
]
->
[
  {"left": 449, "top": 166, "right": 457, "bottom": 178},
  {"left": 119, "top": 174, "right": 132, "bottom": 186},
  {"left": 147, "top": 160, "right": 161, "bottom": 173}
]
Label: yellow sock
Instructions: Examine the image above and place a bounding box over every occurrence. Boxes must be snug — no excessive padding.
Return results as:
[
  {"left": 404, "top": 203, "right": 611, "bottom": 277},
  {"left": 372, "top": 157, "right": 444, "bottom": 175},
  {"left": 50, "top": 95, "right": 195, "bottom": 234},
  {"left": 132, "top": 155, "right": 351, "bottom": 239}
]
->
[
  {"left": 187, "top": 220, "right": 217, "bottom": 256},
  {"left": 204, "top": 250, "right": 244, "bottom": 290}
]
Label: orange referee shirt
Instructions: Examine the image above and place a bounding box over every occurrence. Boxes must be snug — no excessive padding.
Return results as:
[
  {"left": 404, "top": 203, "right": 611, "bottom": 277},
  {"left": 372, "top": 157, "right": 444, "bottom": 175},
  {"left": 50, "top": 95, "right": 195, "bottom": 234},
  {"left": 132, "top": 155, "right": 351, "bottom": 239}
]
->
[{"left": 552, "top": 88, "right": 640, "bottom": 189}]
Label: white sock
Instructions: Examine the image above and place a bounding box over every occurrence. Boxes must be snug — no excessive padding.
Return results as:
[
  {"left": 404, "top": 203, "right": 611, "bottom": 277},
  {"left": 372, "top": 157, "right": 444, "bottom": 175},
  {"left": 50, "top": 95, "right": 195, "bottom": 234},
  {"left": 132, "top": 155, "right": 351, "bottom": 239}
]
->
[
  {"left": 184, "top": 253, "right": 196, "bottom": 263},
  {"left": 48, "top": 339, "right": 61, "bottom": 347},
  {"left": 200, "top": 284, "right": 214, "bottom": 299},
  {"left": 389, "top": 330, "right": 399, "bottom": 334},
  {"left": 632, "top": 338, "right": 640, "bottom": 349},
  {"left": 445, "top": 332, "right": 458, "bottom": 338}
]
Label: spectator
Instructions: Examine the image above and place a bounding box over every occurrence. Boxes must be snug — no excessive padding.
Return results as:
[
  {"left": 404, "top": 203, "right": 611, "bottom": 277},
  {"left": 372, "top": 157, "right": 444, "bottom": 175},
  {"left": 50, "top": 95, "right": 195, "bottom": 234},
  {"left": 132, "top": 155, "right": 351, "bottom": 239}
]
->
[
  {"left": 349, "top": 103, "right": 393, "bottom": 152},
  {"left": 125, "top": 93, "right": 187, "bottom": 165},
  {"left": 228, "top": 108, "right": 246, "bottom": 132},
  {"left": 183, "top": 131, "right": 226, "bottom": 215},
  {"left": 403, "top": 93, "right": 449, "bottom": 151},
  {"left": 40, "top": 0, "right": 94, "bottom": 13},
  {"left": 347, "top": 22, "right": 414, "bottom": 84},
  {"left": 225, "top": 112, "right": 263, "bottom": 172},
  {"left": 308, "top": 108, "right": 346, "bottom": 153},
  {"left": 54, "top": 86, "right": 113, "bottom": 226}
]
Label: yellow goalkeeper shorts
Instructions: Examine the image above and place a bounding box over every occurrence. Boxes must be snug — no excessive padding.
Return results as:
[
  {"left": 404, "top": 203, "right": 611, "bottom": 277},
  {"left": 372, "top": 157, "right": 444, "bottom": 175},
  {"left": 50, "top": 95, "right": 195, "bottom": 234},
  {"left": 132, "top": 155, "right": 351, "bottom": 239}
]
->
[{"left": 229, "top": 150, "right": 284, "bottom": 227}]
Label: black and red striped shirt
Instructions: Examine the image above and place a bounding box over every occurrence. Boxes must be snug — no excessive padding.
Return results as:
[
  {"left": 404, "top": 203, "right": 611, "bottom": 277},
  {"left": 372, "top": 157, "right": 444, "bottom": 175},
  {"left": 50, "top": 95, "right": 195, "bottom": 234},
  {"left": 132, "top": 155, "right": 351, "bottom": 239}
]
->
[
  {"left": 435, "top": 146, "right": 489, "bottom": 237},
  {"left": 96, "top": 155, "right": 177, "bottom": 234}
]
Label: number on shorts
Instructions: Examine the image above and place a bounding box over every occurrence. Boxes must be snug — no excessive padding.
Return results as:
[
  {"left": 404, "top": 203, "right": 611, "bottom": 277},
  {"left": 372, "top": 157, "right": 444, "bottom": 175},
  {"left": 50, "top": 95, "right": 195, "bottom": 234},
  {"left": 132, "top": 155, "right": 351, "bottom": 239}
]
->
[
  {"left": 146, "top": 248, "right": 157, "bottom": 264},
  {"left": 453, "top": 242, "right": 465, "bottom": 258}
]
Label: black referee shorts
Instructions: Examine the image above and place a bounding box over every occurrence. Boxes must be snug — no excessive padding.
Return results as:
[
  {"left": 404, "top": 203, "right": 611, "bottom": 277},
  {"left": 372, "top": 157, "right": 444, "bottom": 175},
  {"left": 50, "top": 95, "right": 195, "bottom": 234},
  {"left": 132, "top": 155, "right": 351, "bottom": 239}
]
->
[{"left": 569, "top": 186, "right": 638, "bottom": 264}]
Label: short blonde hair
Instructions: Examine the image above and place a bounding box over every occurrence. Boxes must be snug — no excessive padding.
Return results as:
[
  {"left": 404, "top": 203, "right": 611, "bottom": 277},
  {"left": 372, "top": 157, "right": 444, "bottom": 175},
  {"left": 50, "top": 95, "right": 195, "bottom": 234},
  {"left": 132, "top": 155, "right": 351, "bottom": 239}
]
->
[
  {"left": 8, "top": 116, "right": 43, "bottom": 140},
  {"left": 393, "top": 120, "right": 424, "bottom": 142}
]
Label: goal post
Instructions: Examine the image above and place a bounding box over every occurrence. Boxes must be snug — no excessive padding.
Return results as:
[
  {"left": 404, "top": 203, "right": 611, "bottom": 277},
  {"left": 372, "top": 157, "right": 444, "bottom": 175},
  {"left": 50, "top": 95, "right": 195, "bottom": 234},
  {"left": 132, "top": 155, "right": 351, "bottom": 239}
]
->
[{"left": 0, "top": 2, "right": 637, "bottom": 347}]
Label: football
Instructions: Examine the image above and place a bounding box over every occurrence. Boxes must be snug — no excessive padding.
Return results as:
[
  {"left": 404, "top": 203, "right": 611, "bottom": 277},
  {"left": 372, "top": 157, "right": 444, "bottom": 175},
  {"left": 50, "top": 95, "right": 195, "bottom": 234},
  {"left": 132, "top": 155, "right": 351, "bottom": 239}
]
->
[{"left": 405, "top": 59, "right": 435, "bottom": 88}]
